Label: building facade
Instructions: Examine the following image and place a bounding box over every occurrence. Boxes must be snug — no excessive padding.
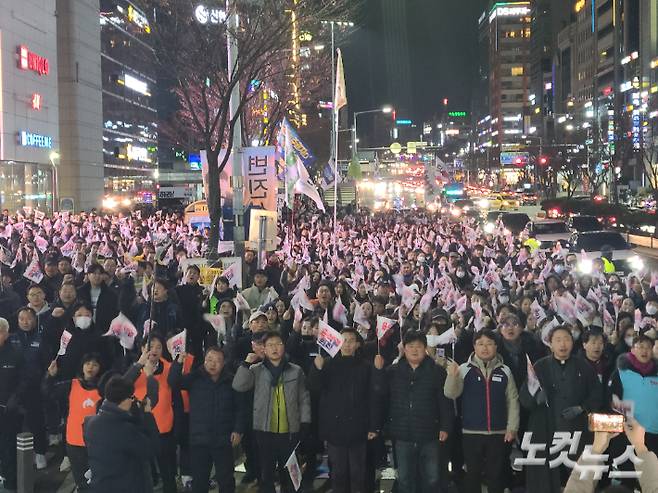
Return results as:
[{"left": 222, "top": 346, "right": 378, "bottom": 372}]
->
[
  {"left": 100, "top": 0, "right": 157, "bottom": 204},
  {"left": 0, "top": 0, "right": 103, "bottom": 213},
  {"left": 485, "top": 2, "right": 532, "bottom": 149}
]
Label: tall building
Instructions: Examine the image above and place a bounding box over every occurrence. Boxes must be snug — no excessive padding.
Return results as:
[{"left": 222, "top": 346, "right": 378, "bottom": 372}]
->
[
  {"left": 100, "top": 0, "right": 157, "bottom": 204},
  {"left": 485, "top": 2, "right": 532, "bottom": 147},
  {"left": 0, "top": 0, "right": 103, "bottom": 212}
]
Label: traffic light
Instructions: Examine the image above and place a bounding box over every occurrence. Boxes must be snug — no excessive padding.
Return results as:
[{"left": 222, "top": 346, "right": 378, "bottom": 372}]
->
[{"left": 538, "top": 156, "right": 549, "bottom": 166}]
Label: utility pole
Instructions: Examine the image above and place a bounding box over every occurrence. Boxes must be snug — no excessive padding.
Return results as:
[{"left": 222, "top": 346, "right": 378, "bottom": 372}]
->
[{"left": 227, "top": 0, "right": 244, "bottom": 257}]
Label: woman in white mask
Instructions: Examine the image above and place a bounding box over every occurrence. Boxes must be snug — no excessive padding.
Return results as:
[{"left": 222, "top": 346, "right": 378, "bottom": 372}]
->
[{"left": 56, "top": 304, "right": 107, "bottom": 381}]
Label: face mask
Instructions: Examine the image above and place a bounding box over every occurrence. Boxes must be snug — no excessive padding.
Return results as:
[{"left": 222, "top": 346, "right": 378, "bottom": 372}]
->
[
  {"left": 554, "top": 265, "right": 565, "bottom": 274},
  {"left": 456, "top": 271, "right": 465, "bottom": 278},
  {"left": 647, "top": 305, "right": 658, "bottom": 316},
  {"left": 75, "top": 316, "right": 92, "bottom": 330},
  {"left": 499, "top": 296, "right": 510, "bottom": 304},
  {"left": 624, "top": 336, "right": 634, "bottom": 347}
]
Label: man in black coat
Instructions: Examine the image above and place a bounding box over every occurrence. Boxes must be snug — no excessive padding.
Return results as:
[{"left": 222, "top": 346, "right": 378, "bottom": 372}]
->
[
  {"left": 0, "top": 318, "right": 26, "bottom": 491},
  {"left": 170, "top": 347, "right": 245, "bottom": 493},
  {"left": 175, "top": 265, "right": 205, "bottom": 357},
  {"left": 77, "top": 264, "right": 119, "bottom": 336},
  {"left": 374, "top": 331, "right": 454, "bottom": 493},
  {"left": 84, "top": 376, "right": 160, "bottom": 493},
  {"left": 519, "top": 326, "right": 602, "bottom": 493},
  {"left": 307, "top": 329, "right": 380, "bottom": 493}
]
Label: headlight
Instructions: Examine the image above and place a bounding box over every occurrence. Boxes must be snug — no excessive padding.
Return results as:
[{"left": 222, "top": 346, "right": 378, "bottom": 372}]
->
[
  {"left": 463, "top": 206, "right": 470, "bottom": 211},
  {"left": 502, "top": 201, "right": 509, "bottom": 206},
  {"left": 484, "top": 223, "right": 495, "bottom": 233},
  {"left": 450, "top": 208, "right": 461, "bottom": 217},
  {"left": 629, "top": 255, "right": 644, "bottom": 271},
  {"left": 578, "top": 259, "right": 593, "bottom": 274},
  {"left": 478, "top": 199, "right": 489, "bottom": 208},
  {"left": 121, "top": 198, "right": 132, "bottom": 207},
  {"left": 103, "top": 197, "right": 118, "bottom": 210}
]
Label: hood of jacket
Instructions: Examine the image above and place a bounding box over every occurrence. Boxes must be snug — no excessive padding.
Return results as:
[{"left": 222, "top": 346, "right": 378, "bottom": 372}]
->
[{"left": 467, "top": 352, "right": 506, "bottom": 375}]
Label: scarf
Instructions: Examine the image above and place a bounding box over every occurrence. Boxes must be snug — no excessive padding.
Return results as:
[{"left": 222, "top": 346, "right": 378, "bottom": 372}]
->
[
  {"left": 263, "top": 357, "right": 288, "bottom": 387},
  {"left": 627, "top": 352, "right": 655, "bottom": 377}
]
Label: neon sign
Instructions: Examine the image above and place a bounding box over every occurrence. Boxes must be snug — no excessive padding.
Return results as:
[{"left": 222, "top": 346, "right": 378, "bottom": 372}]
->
[
  {"left": 17, "top": 46, "right": 49, "bottom": 76},
  {"left": 19, "top": 131, "right": 52, "bottom": 148},
  {"left": 31, "top": 93, "right": 42, "bottom": 110}
]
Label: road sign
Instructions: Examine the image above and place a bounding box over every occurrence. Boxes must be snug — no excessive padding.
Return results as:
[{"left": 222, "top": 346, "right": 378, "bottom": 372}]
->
[
  {"left": 396, "top": 119, "right": 412, "bottom": 126},
  {"left": 389, "top": 142, "right": 402, "bottom": 154}
]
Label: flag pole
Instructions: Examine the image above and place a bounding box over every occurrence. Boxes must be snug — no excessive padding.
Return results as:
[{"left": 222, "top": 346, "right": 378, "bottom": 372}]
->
[{"left": 333, "top": 106, "right": 339, "bottom": 246}]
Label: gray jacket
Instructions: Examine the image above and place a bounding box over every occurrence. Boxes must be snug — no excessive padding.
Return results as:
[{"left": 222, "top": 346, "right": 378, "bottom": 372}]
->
[{"left": 232, "top": 361, "right": 311, "bottom": 433}]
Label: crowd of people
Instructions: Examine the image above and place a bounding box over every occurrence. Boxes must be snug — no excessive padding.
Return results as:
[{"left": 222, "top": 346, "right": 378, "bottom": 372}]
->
[{"left": 0, "top": 204, "right": 657, "bottom": 493}]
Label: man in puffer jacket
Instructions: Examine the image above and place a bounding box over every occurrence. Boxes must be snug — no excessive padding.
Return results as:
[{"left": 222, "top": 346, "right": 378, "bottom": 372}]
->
[{"left": 444, "top": 330, "right": 519, "bottom": 493}]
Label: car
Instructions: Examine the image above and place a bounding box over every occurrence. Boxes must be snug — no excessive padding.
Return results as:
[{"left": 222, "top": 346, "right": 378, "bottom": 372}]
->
[
  {"left": 567, "top": 215, "right": 603, "bottom": 233},
  {"left": 523, "top": 219, "right": 571, "bottom": 251},
  {"left": 448, "top": 199, "right": 479, "bottom": 220},
  {"left": 569, "top": 231, "right": 644, "bottom": 274},
  {"left": 520, "top": 191, "right": 538, "bottom": 205},
  {"left": 482, "top": 211, "right": 530, "bottom": 235},
  {"left": 478, "top": 194, "right": 520, "bottom": 211}
]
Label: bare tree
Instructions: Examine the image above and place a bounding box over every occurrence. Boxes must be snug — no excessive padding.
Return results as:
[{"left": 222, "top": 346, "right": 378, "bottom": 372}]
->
[{"left": 146, "top": 0, "right": 355, "bottom": 254}]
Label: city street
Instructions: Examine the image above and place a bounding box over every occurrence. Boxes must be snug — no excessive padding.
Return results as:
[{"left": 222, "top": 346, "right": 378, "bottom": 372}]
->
[{"left": 1, "top": 1, "right": 658, "bottom": 493}]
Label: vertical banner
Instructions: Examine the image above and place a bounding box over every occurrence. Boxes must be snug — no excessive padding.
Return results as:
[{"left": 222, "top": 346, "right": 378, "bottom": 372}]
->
[{"left": 242, "top": 146, "right": 277, "bottom": 212}]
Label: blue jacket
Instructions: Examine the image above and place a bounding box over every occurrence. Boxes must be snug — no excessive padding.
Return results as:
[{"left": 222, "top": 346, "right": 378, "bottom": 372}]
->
[
  {"left": 444, "top": 353, "right": 520, "bottom": 434},
  {"left": 9, "top": 329, "right": 48, "bottom": 386},
  {"left": 609, "top": 353, "right": 658, "bottom": 434}
]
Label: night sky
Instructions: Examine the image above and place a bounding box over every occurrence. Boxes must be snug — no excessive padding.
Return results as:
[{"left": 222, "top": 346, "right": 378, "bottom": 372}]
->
[{"left": 343, "top": 0, "right": 489, "bottom": 123}]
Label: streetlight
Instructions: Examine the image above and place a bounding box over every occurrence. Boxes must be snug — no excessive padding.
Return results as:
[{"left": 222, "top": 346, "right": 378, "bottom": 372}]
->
[
  {"left": 49, "top": 151, "right": 60, "bottom": 212},
  {"left": 353, "top": 106, "right": 393, "bottom": 157}
]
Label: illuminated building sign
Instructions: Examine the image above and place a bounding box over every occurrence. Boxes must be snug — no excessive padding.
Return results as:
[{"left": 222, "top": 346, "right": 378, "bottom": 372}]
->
[
  {"left": 31, "top": 93, "right": 42, "bottom": 110},
  {"left": 121, "top": 73, "right": 150, "bottom": 96},
  {"left": 396, "top": 119, "right": 412, "bottom": 126},
  {"left": 194, "top": 5, "right": 227, "bottom": 24},
  {"left": 489, "top": 3, "right": 530, "bottom": 22},
  {"left": 127, "top": 5, "right": 151, "bottom": 33},
  {"left": 19, "top": 131, "right": 52, "bottom": 148},
  {"left": 448, "top": 111, "right": 467, "bottom": 117},
  {"left": 17, "top": 45, "right": 49, "bottom": 76},
  {"left": 126, "top": 144, "right": 149, "bottom": 162}
]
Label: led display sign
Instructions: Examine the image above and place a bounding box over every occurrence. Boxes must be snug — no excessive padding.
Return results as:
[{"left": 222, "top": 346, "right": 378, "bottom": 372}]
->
[
  {"left": 19, "top": 131, "right": 52, "bottom": 149},
  {"left": 17, "top": 45, "right": 49, "bottom": 76}
]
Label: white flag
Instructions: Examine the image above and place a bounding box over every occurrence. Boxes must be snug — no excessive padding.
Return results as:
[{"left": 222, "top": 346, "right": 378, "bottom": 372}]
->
[
  {"left": 285, "top": 449, "right": 302, "bottom": 491},
  {"left": 58, "top": 330, "right": 72, "bottom": 356},
  {"left": 104, "top": 313, "right": 138, "bottom": 350},
  {"left": 526, "top": 354, "right": 541, "bottom": 397},
  {"left": 376, "top": 315, "right": 396, "bottom": 340},
  {"left": 23, "top": 253, "right": 44, "bottom": 284},
  {"left": 167, "top": 329, "right": 187, "bottom": 357},
  {"left": 334, "top": 49, "right": 347, "bottom": 111},
  {"left": 203, "top": 313, "right": 227, "bottom": 336},
  {"left": 317, "top": 320, "right": 344, "bottom": 358}
]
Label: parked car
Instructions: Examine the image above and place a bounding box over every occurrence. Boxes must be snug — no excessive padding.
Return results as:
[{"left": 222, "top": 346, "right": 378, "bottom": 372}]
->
[
  {"left": 569, "top": 231, "right": 643, "bottom": 274},
  {"left": 523, "top": 219, "right": 571, "bottom": 251},
  {"left": 567, "top": 215, "right": 603, "bottom": 233}
]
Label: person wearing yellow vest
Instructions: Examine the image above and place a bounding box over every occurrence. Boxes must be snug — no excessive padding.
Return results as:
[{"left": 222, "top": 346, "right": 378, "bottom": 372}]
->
[
  {"left": 44, "top": 353, "right": 103, "bottom": 491},
  {"left": 125, "top": 335, "right": 177, "bottom": 493},
  {"left": 233, "top": 331, "right": 311, "bottom": 493}
]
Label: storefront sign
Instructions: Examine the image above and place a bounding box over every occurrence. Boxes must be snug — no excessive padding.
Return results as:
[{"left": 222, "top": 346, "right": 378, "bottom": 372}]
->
[
  {"left": 18, "top": 46, "right": 49, "bottom": 76},
  {"left": 19, "top": 131, "right": 52, "bottom": 149},
  {"left": 31, "top": 93, "right": 42, "bottom": 110}
]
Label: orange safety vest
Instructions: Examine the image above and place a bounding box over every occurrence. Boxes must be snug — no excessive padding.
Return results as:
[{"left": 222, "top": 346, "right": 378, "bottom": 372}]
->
[
  {"left": 180, "top": 354, "right": 195, "bottom": 413},
  {"left": 66, "top": 379, "right": 101, "bottom": 447},
  {"left": 135, "top": 359, "right": 174, "bottom": 434}
]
